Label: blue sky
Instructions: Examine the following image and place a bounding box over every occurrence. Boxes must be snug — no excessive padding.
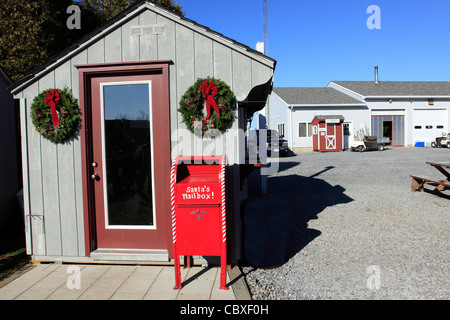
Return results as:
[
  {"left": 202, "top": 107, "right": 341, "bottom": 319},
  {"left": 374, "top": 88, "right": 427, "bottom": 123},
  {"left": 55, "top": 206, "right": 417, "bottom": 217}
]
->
[{"left": 180, "top": 0, "right": 450, "bottom": 87}]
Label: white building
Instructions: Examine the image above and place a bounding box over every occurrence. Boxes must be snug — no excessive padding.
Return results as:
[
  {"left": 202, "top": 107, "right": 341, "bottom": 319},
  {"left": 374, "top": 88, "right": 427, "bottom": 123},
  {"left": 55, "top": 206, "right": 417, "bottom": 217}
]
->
[{"left": 268, "top": 80, "right": 450, "bottom": 152}]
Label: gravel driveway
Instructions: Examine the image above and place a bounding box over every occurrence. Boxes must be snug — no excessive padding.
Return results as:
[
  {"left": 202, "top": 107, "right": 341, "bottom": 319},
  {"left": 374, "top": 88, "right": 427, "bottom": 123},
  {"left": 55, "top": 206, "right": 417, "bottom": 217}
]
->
[{"left": 242, "top": 147, "right": 449, "bottom": 300}]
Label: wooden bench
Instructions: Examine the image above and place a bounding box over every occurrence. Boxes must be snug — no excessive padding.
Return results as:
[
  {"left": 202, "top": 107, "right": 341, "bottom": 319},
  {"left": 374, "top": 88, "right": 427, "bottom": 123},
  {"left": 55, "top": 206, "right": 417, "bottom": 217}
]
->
[{"left": 410, "top": 175, "right": 450, "bottom": 193}]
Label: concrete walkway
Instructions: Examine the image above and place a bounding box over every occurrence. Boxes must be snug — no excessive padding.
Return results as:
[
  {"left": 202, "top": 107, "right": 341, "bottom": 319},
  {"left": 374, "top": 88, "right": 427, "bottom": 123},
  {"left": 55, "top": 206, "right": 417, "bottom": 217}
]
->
[{"left": 0, "top": 263, "right": 249, "bottom": 300}]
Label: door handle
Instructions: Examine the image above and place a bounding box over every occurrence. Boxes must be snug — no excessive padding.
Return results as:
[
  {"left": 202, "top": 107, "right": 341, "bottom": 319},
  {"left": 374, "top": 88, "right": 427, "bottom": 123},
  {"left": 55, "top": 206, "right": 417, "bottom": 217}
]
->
[{"left": 91, "top": 173, "right": 100, "bottom": 181}]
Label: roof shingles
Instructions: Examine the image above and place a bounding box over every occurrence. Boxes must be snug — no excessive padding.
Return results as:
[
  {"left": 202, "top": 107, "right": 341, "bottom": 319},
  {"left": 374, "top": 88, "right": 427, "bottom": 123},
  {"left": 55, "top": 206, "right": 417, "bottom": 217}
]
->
[
  {"left": 331, "top": 81, "right": 450, "bottom": 97},
  {"left": 273, "top": 87, "right": 364, "bottom": 105}
]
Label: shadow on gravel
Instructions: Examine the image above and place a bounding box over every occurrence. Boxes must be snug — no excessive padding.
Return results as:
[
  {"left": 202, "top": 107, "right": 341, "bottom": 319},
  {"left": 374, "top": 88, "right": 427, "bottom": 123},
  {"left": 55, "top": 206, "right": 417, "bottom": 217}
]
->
[{"left": 242, "top": 165, "right": 353, "bottom": 269}]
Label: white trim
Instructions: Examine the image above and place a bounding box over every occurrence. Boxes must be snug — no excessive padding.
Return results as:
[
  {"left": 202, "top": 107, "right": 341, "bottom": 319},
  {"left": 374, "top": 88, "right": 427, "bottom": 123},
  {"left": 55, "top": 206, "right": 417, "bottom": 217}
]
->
[
  {"left": 290, "top": 104, "right": 367, "bottom": 108},
  {"left": 365, "top": 96, "right": 450, "bottom": 99},
  {"left": 325, "top": 125, "right": 336, "bottom": 150},
  {"left": 19, "top": 98, "right": 32, "bottom": 254},
  {"left": 99, "top": 80, "right": 157, "bottom": 230},
  {"left": 327, "top": 82, "right": 366, "bottom": 101},
  {"left": 371, "top": 109, "right": 406, "bottom": 116}
]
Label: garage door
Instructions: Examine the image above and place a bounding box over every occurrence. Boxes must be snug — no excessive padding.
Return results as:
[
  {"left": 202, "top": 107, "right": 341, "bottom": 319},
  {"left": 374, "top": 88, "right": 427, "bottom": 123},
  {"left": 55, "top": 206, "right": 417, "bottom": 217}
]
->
[
  {"left": 371, "top": 113, "right": 405, "bottom": 146},
  {"left": 413, "top": 109, "right": 448, "bottom": 144}
]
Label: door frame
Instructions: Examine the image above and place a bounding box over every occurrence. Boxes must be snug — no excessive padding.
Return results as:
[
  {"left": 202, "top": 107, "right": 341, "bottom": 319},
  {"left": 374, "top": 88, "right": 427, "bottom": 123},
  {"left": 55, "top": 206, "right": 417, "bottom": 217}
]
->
[{"left": 76, "top": 61, "right": 172, "bottom": 257}]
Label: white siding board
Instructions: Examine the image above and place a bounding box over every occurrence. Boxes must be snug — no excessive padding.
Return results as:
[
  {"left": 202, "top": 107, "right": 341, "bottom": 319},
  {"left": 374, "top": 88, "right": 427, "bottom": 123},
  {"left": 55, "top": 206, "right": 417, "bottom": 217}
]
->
[
  {"left": 55, "top": 60, "right": 79, "bottom": 256},
  {"left": 22, "top": 82, "right": 46, "bottom": 256},
  {"left": 213, "top": 42, "right": 232, "bottom": 89},
  {"left": 70, "top": 53, "right": 87, "bottom": 256},
  {"left": 104, "top": 28, "right": 122, "bottom": 63},
  {"left": 39, "top": 72, "right": 63, "bottom": 256},
  {"left": 175, "top": 24, "right": 195, "bottom": 98},
  {"left": 251, "top": 60, "right": 272, "bottom": 90},
  {"left": 232, "top": 52, "right": 252, "bottom": 101},
  {"left": 139, "top": 10, "right": 158, "bottom": 61},
  {"left": 19, "top": 98, "right": 32, "bottom": 254},
  {"left": 121, "top": 16, "right": 140, "bottom": 62},
  {"left": 157, "top": 15, "right": 178, "bottom": 155},
  {"left": 87, "top": 39, "right": 105, "bottom": 64},
  {"left": 194, "top": 33, "right": 213, "bottom": 79}
]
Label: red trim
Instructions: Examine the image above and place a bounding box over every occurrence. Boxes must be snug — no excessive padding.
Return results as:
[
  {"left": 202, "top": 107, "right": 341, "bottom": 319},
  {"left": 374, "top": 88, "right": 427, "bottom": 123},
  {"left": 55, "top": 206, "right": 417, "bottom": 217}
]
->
[
  {"left": 77, "top": 61, "right": 172, "bottom": 257},
  {"left": 74, "top": 60, "right": 173, "bottom": 71}
]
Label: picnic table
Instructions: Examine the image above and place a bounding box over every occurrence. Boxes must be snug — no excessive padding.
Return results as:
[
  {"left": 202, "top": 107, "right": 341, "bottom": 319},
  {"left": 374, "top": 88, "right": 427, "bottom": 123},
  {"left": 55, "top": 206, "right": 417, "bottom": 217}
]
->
[{"left": 410, "top": 162, "right": 450, "bottom": 194}]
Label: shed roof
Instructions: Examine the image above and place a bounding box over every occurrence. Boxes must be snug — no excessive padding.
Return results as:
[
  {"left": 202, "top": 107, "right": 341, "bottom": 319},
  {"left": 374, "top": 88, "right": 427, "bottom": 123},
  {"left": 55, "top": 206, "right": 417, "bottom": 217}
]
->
[
  {"left": 313, "top": 115, "right": 345, "bottom": 120},
  {"left": 273, "top": 87, "right": 365, "bottom": 105},
  {"left": 0, "top": 67, "right": 12, "bottom": 86},
  {"left": 10, "top": 0, "right": 276, "bottom": 94},
  {"left": 330, "top": 81, "right": 450, "bottom": 97}
]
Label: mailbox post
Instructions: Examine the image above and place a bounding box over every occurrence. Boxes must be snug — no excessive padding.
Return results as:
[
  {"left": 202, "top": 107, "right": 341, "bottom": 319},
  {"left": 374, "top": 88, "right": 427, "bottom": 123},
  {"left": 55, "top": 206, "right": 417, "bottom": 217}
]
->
[{"left": 170, "top": 156, "right": 228, "bottom": 290}]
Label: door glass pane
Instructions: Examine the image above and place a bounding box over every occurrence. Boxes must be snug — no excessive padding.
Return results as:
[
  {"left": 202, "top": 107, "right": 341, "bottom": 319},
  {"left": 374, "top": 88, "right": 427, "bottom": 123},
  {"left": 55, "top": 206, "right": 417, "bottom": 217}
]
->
[{"left": 103, "top": 83, "right": 153, "bottom": 226}]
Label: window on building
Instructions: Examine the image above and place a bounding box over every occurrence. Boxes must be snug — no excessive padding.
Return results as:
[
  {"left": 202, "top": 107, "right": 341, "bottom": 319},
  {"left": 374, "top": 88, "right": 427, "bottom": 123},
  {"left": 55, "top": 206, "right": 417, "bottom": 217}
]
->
[
  {"left": 414, "top": 126, "right": 422, "bottom": 129},
  {"left": 299, "top": 123, "right": 307, "bottom": 137},
  {"left": 308, "top": 123, "right": 313, "bottom": 137},
  {"left": 343, "top": 123, "right": 350, "bottom": 136},
  {"left": 437, "top": 125, "right": 444, "bottom": 129},
  {"left": 278, "top": 123, "right": 285, "bottom": 137},
  {"left": 425, "top": 125, "right": 433, "bottom": 129}
]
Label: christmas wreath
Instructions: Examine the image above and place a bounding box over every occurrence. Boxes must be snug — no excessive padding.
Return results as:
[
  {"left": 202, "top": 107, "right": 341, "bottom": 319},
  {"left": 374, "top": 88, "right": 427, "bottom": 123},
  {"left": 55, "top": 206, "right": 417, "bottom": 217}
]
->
[
  {"left": 30, "top": 88, "right": 81, "bottom": 144},
  {"left": 178, "top": 77, "right": 236, "bottom": 134}
]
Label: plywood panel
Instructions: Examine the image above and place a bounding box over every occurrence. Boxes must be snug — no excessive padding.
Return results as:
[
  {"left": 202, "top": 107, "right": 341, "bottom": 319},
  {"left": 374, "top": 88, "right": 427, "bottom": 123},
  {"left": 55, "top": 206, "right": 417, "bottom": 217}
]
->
[
  {"left": 232, "top": 52, "right": 252, "bottom": 101},
  {"left": 104, "top": 28, "right": 122, "bottom": 63},
  {"left": 121, "top": 16, "right": 140, "bottom": 62},
  {"left": 39, "top": 72, "right": 62, "bottom": 256},
  {"left": 213, "top": 43, "right": 232, "bottom": 89},
  {"left": 175, "top": 24, "right": 195, "bottom": 98},
  {"left": 19, "top": 98, "right": 32, "bottom": 254},
  {"left": 22, "top": 82, "right": 45, "bottom": 255},
  {"left": 157, "top": 15, "right": 177, "bottom": 154},
  {"left": 194, "top": 33, "right": 213, "bottom": 79},
  {"left": 87, "top": 39, "right": 105, "bottom": 64},
  {"left": 251, "top": 60, "right": 272, "bottom": 90},
  {"left": 70, "top": 52, "right": 87, "bottom": 256},
  {"left": 139, "top": 10, "right": 158, "bottom": 61},
  {"left": 55, "top": 60, "right": 79, "bottom": 256}
]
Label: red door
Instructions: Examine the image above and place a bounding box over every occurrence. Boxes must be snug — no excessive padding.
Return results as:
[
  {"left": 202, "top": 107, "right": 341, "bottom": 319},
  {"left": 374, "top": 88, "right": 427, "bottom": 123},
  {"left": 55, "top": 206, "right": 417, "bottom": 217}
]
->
[{"left": 88, "top": 71, "right": 171, "bottom": 250}]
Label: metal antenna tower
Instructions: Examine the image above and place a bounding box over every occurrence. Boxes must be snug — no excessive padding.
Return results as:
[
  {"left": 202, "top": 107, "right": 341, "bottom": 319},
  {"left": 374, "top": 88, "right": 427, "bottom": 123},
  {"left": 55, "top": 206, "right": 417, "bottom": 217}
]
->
[{"left": 263, "top": 0, "right": 268, "bottom": 55}]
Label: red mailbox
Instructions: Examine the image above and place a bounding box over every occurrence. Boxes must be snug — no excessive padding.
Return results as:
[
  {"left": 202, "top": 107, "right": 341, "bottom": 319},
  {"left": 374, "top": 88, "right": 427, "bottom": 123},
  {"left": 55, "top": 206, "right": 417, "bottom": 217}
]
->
[{"left": 170, "top": 156, "right": 228, "bottom": 290}]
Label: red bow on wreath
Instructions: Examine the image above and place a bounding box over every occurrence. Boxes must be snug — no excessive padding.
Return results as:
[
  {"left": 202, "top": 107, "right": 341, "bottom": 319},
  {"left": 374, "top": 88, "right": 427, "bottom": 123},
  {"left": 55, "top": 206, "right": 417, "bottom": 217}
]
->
[
  {"left": 199, "top": 80, "right": 220, "bottom": 120},
  {"left": 44, "top": 89, "right": 61, "bottom": 127}
]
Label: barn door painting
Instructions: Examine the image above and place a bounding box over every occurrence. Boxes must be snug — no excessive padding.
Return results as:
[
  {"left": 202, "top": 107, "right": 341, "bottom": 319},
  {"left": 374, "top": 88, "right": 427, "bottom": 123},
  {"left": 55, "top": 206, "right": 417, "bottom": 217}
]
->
[
  {"left": 78, "top": 63, "right": 171, "bottom": 253},
  {"left": 326, "top": 124, "right": 336, "bottom": 150}
]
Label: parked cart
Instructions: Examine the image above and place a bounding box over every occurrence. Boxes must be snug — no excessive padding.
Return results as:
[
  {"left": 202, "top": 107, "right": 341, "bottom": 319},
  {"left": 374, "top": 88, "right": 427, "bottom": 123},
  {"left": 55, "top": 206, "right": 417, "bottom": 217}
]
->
[
  {"left": 431, "top": 132, "right": 450, "bottom": 148},
  {"left": 350, "top": 136, "right": 389, "bottom": 152}
]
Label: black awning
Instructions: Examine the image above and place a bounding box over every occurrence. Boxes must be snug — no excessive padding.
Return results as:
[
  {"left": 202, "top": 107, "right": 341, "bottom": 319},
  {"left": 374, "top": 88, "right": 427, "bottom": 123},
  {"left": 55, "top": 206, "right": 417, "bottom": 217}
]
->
[{"left": 238, "top": 76, "right": 273, "bottom": 121}]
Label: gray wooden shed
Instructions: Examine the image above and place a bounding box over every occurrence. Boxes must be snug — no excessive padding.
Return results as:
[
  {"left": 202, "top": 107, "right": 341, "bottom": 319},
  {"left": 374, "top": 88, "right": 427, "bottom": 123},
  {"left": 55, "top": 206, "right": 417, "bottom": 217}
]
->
[{"left": 10, "top": 1, "right": 276, "bottom": 264}]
